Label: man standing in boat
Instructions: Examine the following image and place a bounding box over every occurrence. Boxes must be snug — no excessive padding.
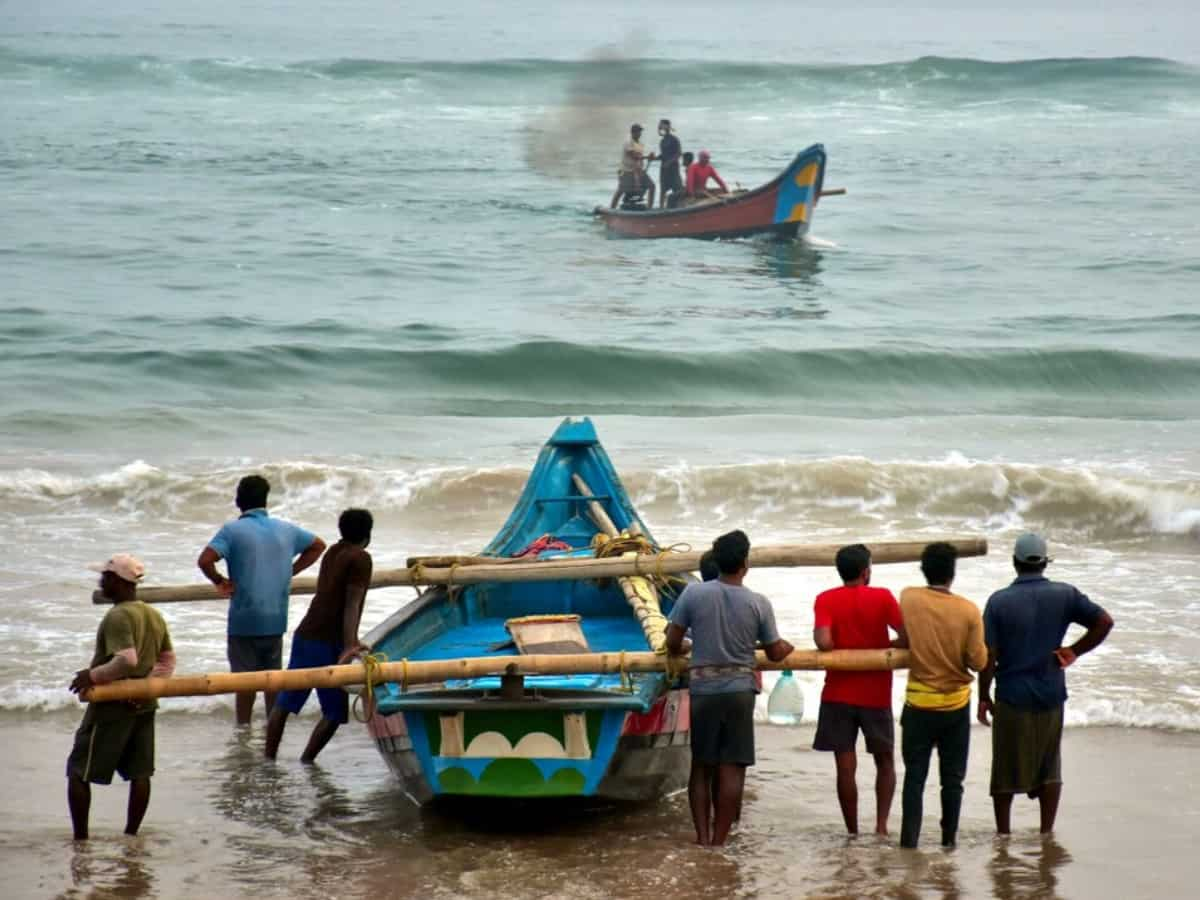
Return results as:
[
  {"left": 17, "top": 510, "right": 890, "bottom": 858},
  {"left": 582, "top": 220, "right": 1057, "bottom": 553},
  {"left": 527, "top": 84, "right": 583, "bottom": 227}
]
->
[
  {"left": 198, "top": 475, "right": 326, "bottom": 726},
  {"left": 666, "top": 530, "right": 794, "bottom": 846},
  {"left": 265, "top": 508, "right": 374, "bottom": 763},
  {"left": 656, "top": 119, "right": 682, "bottom": 208},
  {"left": 609, "top": 123, "right": 656, "bottom": 210},
  {"left": 812, "top": 544, "right": 906, "bottom": 837}
]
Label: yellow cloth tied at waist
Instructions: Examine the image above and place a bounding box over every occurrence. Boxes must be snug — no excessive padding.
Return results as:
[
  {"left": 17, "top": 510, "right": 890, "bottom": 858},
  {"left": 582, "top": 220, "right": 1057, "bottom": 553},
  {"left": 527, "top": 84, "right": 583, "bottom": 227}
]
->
[{"left": 905, "top": 678, "right": 971, "bottom": 711}]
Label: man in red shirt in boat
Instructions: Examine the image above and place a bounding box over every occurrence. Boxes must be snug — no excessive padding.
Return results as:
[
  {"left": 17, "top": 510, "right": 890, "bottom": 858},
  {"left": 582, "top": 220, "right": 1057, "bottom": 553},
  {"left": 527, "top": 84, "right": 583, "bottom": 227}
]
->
[{"left": 686, "top": 149, "right": 728, "bottom": 199}]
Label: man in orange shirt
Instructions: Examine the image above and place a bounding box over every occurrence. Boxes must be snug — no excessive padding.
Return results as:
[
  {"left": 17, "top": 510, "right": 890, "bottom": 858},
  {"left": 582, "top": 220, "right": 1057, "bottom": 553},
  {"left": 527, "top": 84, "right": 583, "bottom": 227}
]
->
[
  {"left": 813, "top": 544, "right": 906, "bottom": 836},
  {"left": 898, "top": 542, "right": 987, "bottom": 849}
]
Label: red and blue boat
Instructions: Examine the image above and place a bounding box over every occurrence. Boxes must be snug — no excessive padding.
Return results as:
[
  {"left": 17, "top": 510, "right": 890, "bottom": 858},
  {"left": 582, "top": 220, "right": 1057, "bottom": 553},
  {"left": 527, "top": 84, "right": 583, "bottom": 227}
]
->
[
  {"left": 594, "top": 143, "right": 828, "bottom": 240},
  {"left": 361, "top": 419, "right": 690, "bottom": 805}
]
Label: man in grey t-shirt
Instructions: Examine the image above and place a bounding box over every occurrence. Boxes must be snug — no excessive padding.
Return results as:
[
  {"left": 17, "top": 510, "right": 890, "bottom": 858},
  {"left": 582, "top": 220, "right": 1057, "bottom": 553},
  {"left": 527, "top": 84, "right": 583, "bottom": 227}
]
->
[{"left": 666, "top": 530, "right": 794, "bottom": 846}]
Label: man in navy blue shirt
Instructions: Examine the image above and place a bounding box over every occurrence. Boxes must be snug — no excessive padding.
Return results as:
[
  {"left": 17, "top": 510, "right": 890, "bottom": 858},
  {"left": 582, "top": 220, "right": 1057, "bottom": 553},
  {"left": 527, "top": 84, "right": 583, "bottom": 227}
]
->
[{"left": 977, "top": 533, "right": 1113, "bottom": 834}]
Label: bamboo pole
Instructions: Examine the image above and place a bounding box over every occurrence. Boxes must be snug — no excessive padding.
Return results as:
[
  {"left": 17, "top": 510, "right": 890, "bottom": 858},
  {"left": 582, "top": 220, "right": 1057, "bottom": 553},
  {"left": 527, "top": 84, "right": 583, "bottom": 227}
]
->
[
  {"left": 819, "top": 188, "right": 847, "bottom": 197},
  {"left": 571, "top": 474, "right": 666, "bottom": 654},
  {"left": 84, "top": 648, "right": 910, "bottom": 703},
  {"left": 104, "top": 538, "right": 987, "bottom": 604}
]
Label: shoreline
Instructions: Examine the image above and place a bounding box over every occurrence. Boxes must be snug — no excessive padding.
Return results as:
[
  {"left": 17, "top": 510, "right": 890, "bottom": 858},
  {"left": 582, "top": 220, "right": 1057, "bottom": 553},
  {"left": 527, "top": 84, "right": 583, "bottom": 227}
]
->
[{"left": 4, "top": 710, "right": 1198, "bottom": 898}]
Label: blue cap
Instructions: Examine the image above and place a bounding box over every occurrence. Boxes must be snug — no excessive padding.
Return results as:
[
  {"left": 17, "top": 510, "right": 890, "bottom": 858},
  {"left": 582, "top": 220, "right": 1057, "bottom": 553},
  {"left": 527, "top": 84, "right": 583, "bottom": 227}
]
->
[{"left": 1013, "top": 532, "right": 1050, "bottom": 564}]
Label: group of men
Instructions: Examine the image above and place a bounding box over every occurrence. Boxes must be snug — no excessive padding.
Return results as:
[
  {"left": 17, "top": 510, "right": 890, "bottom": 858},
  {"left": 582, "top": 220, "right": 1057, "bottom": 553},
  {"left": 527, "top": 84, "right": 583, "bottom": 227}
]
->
[
  {"left": 610, "top": 120, "right": 728, "bottom": 210},
  {"left": 667, "top": 530, "right": 1113, "bottom": 848},
  {"left": 67, "top": 477, "right": 1113, "bottom": 849},
  {"left": 67, "top": 474, "right": 373, "bottom": 840}
]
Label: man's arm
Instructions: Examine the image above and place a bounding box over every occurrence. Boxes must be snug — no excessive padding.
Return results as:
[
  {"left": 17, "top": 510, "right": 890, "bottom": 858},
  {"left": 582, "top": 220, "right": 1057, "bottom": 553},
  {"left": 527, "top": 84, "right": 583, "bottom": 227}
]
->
[
  {"left": 150, "top": 649, "right": 176, "bottom": 678},
  {"left": 763, "top": 638, "right": 794, "bottom": 662},
  {"left": 198, "top": 546, "right": 234, "bottom": 597},
  {"left": 1056, "top": 610, "right": 1114, "bottom": 668},
  {"left": 965, "top": 610, "right": 988, "bottom": 671},
  {"left": 292, "top": 536, "right": 326, "bottom": 576},
  {"left": 813, "top": 626, "right": 835, "bottom": 652},
  {"left": 337, "top": 579, "right": 370, "bottom": 663},
  {"left": 665, "top": 622, "right": 687, "bottom": 656},
  {"left": 712, "top": 170, "right": 728, "bottom": 192},
  {"left": 977, "top": 647, "right": 997, "bottom": 725}
]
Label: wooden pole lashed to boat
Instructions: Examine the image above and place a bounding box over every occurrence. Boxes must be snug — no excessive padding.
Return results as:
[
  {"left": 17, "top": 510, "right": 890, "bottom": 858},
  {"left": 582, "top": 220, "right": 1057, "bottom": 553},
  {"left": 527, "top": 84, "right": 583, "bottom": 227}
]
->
[
  {"left": 106, "top": 538, "right": 988, "bottom": 604},
  {"left": 84, "top": 647, "right": 911, "bottom": 704},
  {"left": 571, "top": 474, "right": 668, "bottom": 654}
]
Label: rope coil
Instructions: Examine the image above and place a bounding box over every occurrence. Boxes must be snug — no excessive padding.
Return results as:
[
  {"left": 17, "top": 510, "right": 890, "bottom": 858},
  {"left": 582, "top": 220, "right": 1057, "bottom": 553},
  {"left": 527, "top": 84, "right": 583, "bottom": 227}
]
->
[{"left": 351, "top": 652, "right": 388, "bottom": 723}]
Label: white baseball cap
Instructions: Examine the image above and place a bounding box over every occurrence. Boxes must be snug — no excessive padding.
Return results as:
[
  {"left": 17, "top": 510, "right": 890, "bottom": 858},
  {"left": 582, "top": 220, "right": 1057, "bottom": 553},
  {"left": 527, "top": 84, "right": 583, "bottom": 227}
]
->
[{"left": 88, "top": 554, "right": 146, "bottom": 584}]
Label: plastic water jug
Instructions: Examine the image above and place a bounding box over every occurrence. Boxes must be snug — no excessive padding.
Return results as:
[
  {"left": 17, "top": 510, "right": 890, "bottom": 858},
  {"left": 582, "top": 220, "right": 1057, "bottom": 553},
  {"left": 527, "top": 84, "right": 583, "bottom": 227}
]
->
[{"left": 767, "top": 670, "right": 804, "bottom": 725}]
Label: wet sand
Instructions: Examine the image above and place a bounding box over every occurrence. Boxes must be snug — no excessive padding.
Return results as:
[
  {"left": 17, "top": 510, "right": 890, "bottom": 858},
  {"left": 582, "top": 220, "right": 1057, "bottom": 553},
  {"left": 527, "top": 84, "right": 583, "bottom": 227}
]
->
[{"left": 3, "top": 709, "right": 1198, "bottom": 899}]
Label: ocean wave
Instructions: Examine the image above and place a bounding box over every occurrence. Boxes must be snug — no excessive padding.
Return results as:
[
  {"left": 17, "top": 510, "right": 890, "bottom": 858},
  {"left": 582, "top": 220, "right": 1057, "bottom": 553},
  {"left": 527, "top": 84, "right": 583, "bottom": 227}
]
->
[
  {"left": 6, "top": 342, "right": 1200, "bottom": 420},
  {"left": 4, "top": 47, "right": 1196, "bottom": 100},
  {"left": 3, "top": 455, "right": 1198, "bottom": 543}
]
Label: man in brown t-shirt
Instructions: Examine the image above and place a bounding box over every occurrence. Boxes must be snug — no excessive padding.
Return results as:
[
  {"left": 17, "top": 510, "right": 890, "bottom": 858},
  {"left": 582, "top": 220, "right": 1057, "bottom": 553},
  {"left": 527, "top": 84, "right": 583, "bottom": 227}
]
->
[
  {"left": 265, "top": 508, "right": 373, "bottom": 762},
  {"left": 898, "top": 542, "right": 987, "bottom": 849}
]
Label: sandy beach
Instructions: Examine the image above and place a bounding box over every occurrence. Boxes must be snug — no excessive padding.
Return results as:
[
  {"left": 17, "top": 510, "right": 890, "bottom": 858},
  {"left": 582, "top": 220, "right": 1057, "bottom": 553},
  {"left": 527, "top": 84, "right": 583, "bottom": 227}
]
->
[{"left": 4, "top": 709, "right": 1197, "bottom": 899}]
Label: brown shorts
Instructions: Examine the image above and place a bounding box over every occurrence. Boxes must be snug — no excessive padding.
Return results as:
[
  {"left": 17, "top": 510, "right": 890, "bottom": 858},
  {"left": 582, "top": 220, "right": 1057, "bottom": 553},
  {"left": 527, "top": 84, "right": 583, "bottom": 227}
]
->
[
  {"left": 617, "top": 170, "right": 654, "bottom": 194},
  {"left": 990, "top": 700, "right": 1063, "bottom": 795},
  {"left": 66, "top": 708, "right": 156, "bottom": 784},
  {"left": 813, "top": 701, "right": 894, "bottom": 754}
]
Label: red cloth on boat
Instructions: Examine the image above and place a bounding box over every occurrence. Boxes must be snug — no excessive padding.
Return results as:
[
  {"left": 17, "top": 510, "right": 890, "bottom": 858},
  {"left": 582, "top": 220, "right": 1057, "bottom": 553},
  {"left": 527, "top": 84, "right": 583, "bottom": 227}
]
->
[
  {"left": 686, "top": 161, "right": 727, "bottom": 195},
  {"left": 513, "top": 534, "right": 573, "bottom": 558}
]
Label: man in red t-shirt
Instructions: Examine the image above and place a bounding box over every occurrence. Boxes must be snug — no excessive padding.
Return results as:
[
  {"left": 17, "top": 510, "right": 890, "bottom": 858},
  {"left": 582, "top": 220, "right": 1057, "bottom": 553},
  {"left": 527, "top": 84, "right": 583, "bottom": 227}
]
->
[
  {"left": 686, "top": 149, "right": 728, "bottom": 197},
  {"left": 813, "top": 543, "right": 907, "bottom": 835}
]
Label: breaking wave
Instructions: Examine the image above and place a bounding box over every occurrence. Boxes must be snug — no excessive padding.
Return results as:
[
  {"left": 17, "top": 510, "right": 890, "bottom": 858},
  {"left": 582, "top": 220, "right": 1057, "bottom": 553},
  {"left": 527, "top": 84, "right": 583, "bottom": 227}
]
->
[{"left": 3, "top": 455, "right": 1198, "bottom": 543}]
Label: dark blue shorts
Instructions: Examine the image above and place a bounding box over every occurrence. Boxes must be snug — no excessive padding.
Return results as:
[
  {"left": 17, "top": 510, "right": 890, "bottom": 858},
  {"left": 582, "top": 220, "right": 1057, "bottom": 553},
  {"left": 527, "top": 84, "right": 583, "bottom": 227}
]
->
[{"left": 275, "top": 635, "right": 349, "bottom": 724}]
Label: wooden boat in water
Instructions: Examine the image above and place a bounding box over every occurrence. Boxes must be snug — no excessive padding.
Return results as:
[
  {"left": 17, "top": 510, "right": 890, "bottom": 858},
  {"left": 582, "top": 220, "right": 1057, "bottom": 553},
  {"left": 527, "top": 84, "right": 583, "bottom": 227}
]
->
[
  {"left": 593, "top": 143, "right": 828, "bottom": 240},
  {"left": 361, "top": 418, "right": 690, "bottom": 805}
]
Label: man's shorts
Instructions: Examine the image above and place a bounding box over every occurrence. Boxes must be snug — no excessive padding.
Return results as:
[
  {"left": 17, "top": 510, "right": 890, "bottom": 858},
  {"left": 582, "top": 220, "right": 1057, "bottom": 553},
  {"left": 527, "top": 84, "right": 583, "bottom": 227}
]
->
[
  {"left": 227, "top": 634, "right": 283, "bottom": 673},
  {"left": 660, "top": 165, "right": 683, "bottom": 195},
  {"left": 66, "top": 709, "right": 155, "bottom": 784},
  {"left": 274, "top": 635, "right": 350, "bottom": 724},
  {"left": 617, "top": 170, "right": 654, "bottom": 194},
  {"left": 990, "top": 700, "right": 1063, "bottom": 796},
  {"left": 690, "top": 690, "right": 757, "bottom": 766},
  {"left": 813, "top": 700, "right": 894, "bottom": 754}
]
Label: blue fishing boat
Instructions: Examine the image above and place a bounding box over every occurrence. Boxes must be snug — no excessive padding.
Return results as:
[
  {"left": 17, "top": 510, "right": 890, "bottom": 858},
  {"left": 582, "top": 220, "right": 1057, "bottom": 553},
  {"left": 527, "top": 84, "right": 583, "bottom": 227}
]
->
[{"left": 361, "top": 418, "right": 690, "bottom": 805}]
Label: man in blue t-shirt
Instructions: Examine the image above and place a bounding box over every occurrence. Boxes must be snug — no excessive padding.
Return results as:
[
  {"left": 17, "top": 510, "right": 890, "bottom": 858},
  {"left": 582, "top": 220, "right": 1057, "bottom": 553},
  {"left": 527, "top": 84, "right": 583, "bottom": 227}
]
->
[
  {"left": 198, "top": 475, "right": 325, "bottom": 725},
  {"left": 977, "top": 532, "right": 1113, "bottom": 835},
  {"left": 666, "top": 530, "right": 794, "bottom": 846}
]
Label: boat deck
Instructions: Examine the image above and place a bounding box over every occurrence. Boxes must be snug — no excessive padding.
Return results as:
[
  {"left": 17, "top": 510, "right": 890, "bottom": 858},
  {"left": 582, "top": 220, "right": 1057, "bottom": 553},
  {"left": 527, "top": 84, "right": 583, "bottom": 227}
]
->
[
  {"left": 372, "top": 614, "right": 661, "bottom": 711},
  {"left": 406, "top": 615, "right": 647, "bottom": 662}
]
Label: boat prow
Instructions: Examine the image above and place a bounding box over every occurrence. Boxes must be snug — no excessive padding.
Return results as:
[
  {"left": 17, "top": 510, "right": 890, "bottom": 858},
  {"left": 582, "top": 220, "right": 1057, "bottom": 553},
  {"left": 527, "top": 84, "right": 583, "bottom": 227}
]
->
[
  {"left": 361, "top": 418, "right": 689, "bottom": 804},
  {"left": 594, "top": 144, "right": 828, "bottom": 240}
]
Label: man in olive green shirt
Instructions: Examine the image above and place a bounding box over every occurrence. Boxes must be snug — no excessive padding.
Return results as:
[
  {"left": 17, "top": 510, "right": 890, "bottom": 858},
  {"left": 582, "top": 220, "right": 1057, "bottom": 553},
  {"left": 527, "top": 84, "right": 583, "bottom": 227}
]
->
[
  {"left": 67, "top": 554, "right": 175, "bottom": 841},
  {"left": 898, "top": 542, "right": 987, "bottom": 849}
]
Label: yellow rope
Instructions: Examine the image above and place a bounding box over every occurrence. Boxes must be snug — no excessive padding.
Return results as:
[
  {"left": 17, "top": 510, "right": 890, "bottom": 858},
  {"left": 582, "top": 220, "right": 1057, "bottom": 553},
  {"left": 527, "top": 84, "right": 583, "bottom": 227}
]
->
[
  {"left": 401, "top": 657, "right": 409, "bottom": 693},
  {"left": 618, "top": 650, "right": 632, "bottom": 693},
  {"left": 410, "top": 561, "right": 425, "bottom": 597},
  {"left": 351, "top": 652, "right": 388, "bottom": 723}
]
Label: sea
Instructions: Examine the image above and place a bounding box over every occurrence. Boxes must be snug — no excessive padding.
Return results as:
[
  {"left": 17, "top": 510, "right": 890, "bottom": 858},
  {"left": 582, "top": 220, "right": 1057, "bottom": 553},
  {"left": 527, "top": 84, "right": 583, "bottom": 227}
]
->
[{"left": 2, "top": 1, "right": 1200, "bottom": 897}]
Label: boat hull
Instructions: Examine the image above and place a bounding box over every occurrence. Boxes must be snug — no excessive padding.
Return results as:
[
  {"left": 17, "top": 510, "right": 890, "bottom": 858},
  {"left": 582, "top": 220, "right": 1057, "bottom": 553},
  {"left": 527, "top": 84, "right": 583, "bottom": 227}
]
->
[
  {"left": 595, "top": 144, "right": 827, "bottom": 240},
  {"left": 365, "top": 689, "right": 690, "bottom": 806}
]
